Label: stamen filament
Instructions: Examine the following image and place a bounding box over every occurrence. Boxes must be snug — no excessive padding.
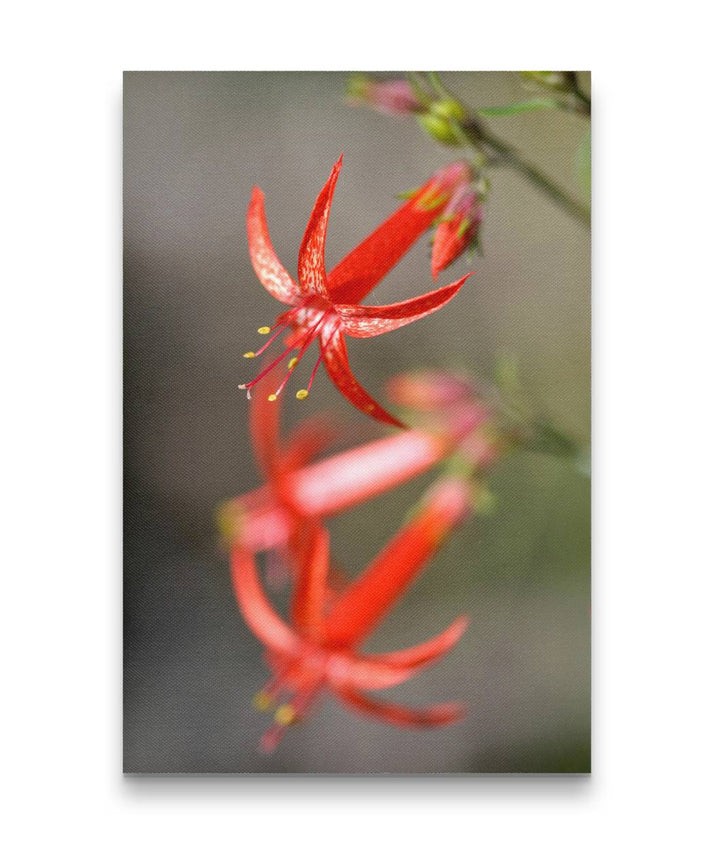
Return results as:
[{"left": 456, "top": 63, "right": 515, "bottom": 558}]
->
[
  {"left": 240, "top": 339, "right": 300, "bottom": 392},
  {"left": 303, "top": 323, "right": 340, "bottom": 397},
  {"left": 267, "top": 314, "right": 327, "bottom": 400},
  {"left": 253, "top": 323, "right": 288, "bottom": 358}
]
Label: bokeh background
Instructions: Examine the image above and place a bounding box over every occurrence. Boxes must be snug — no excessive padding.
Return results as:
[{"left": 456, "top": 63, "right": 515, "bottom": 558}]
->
[{"left": 124, "top": 71, "right": 590, "bottom": 773}]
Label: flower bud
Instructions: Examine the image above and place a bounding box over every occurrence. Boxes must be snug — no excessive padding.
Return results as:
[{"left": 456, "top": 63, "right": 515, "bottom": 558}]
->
[
  {"left": 417, "top": 96, "right": 468, "bottom": 145},
  {"left": 430, "top": 98, "right": 466, "bottom": 122},
  {"left": 346, "top": 74, "right": 422, "bottom": 116},
  {"left": 431, "top": 186, "right": 484, "bottom": 279}
]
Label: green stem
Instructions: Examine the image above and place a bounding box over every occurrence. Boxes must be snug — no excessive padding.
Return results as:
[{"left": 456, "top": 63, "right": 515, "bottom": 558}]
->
[{"left": 467, "top": 121, "right": 591, "bottom": 227}]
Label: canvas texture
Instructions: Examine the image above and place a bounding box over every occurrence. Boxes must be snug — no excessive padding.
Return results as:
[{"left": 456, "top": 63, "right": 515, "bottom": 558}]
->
[{"left": 123, "top": 71, "right": 591, "bottom": 774}]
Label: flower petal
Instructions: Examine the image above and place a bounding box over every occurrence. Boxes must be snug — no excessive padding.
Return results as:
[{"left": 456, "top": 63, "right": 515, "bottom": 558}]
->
[
  {"left": 335, "top": 274, "right": 472, "bottom": 338},
  {"left": 230, "top": 545, "right": 300, "bottom": 656},
  {"left": 327, "top": 161, "right": 472, "bottom": 305},
  {"left": 297, "top": 155, "right": 343, "bottom": 298},
  {"left": 323, "top": 478, "right": 474, "bottom": 646},
  {"left": 320, "top": 328, "right": 405, "bottom": 429},
  {"left": 368, "top": 615, "right": 469, "bottom": 670},
  {"left": 338, "top": 688, "right": 465, "bottom": 727},
  {"left": 247, "top": 187, "right": 302, "bottom": 305}
]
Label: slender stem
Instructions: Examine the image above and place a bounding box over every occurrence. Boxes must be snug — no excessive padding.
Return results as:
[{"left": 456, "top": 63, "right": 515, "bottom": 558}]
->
[
  {"left": 566, "top": 72, "right": 592, "bottom": 113},
  {"left": 574, "top": 89, "right": 591, "bottom": 111},
  {"left": 466, "top": 120, "right": 591, "bottom": 227}
]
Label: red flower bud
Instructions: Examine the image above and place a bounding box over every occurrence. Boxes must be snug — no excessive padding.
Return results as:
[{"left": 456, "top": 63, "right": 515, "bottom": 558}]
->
[
  {"left": 346, "top": 74, "right": 422, "bottom": 116},
  {"left": 431, "top": 186, "right": 484, "bottom": 279}
]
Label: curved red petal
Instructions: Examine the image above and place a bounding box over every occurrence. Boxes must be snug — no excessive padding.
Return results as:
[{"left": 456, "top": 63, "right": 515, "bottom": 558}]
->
[
  {"left": 327, "top": 161, "right": 472, "bottom": 304},
  {"left": 338, "top": 688, "right": 465, "bottom": 728},
  {"left": 368, "top": 615, "right": 469, "bottom": 669},
  {"left": 320, "top": 329, "right": 406, "bottom": 429},
  {"left": 230, "top": 545, "right": 300, "bottom": 656},
  {"left": 297, "top": 156, "right": 343, "bottom": 298},
  {"left": 335, "top": 274, "right": 472, "bottom": 338},
  {"left": 247, "top": 187, "right": 302, "bottom": 305}
]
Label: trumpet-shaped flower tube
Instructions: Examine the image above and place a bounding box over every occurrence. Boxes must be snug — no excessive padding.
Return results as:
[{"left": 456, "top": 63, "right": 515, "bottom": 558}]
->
[
  {"left": 230, "top": 478, "right": 474, "bottom": 751},
  {"left": 240, "top": 156, "right": 474, "bottom": 427}
]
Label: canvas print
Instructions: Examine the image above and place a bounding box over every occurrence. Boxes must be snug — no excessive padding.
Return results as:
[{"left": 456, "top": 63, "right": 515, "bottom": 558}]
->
[{"left": 124, "top": 71, "right": 590, "bottom": 773}]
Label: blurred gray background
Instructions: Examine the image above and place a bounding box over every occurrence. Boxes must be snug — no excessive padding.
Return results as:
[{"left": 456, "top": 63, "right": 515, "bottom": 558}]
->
[{"left": 124, "top": 71, "right": 590, "bottom": 773}]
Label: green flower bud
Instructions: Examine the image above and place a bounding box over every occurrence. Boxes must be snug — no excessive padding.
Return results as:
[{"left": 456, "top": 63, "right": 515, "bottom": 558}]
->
[
  {"left": 417, "top": 112, "right": 463, "bottom": 146},
  {"left": 429, "top": 98, "right": 466, "bottom": 122}
]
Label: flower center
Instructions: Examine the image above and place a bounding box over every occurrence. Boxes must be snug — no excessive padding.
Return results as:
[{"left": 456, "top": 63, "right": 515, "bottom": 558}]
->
[
  {"left": 239, "top": 298, "right": 339, "bottom": 402},
  {"left": 252, "top": 653, "right": 326, "bottom": 752}
]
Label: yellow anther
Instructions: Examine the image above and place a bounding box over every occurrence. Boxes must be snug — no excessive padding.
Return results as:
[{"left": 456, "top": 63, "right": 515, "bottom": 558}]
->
[
  {"left": 257, "top": 326, "right": 271, "bottom": 335},
  {"left": 215, "top": 501, "right": 243, "bottom": 543},
  {"left": 252, "top": 691, "right": 273, "bottom": 711},
  {"left": 287, "top": 357, "right": 299, "bottom": 370},
  {"left": 274, "top": 704, "right": 296, "bottom": 726},
  {"left": 295, "top": 389, "right": 309, "bottom": 400},
  {"left": 243, "top": 351, "right": 256, "bottom": 359},
  {"left": 267, "top": 393, "right": 278, "bottom": 402}
]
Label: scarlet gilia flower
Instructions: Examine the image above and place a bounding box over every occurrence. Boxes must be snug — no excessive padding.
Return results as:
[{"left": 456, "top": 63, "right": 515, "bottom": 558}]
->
[
  {"left": 241, "top": 155, "right": 473, "bottom": 427},
  {"left": 346, "top": 74, "right": 422, "bottom": 116},
  {"left": 231, "top": 478, "right": 474, "bottom": 751},
  {"left": 431, "top": 185, "right": 484, "bottom": 280},
  {"left": 218, "top": 366, "right": 478, "bottom": 556}
]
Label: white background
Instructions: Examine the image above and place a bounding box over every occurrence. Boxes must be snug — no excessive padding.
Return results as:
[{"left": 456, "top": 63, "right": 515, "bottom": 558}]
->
[{"left": 3, "top": 1, "right": 718, "bottom": 853}]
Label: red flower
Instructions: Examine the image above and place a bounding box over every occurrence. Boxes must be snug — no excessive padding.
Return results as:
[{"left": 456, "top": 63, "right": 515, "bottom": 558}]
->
[
  {"left": 431, "top": 185, "right": 484, "bottom": 280},
  {"left": 218, "top": 367, "right": 478, "bottom": 555},
  {"left": 231, "top": 478, "right": 473, "bottom": 751},
  {"left": 241, "top": 155, "right": 473, "bottom": 427}
]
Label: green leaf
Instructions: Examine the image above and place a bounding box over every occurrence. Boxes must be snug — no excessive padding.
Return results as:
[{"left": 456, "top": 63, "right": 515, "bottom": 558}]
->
[{"left": 477, "top": 98, "right": 560, "bottom": 117}]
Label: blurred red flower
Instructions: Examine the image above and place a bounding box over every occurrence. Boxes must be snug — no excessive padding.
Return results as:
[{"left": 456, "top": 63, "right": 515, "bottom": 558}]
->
[
  {"left": 219, "top": 367, "right": 482, "bottom": 557},
  {"left": 231, "top": 478, "right": 473, "bottom": 751}
]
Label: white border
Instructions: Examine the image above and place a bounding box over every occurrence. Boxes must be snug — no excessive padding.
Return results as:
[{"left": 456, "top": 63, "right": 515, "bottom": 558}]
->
[{"left": 4, "top": 1, "right": 718, "bottom": 852}]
